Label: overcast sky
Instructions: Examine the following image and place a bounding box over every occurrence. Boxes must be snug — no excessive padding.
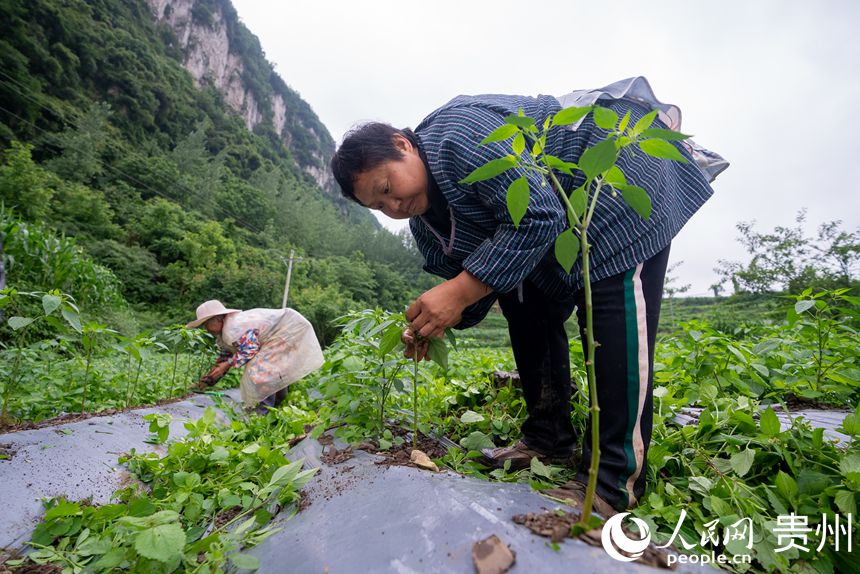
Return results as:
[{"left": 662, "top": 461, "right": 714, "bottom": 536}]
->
[{"left": 232, "top": 0, "right": 859, "bottom": 295}]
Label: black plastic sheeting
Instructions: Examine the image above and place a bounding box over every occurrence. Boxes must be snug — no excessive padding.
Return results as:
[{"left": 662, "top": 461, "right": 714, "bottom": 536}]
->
[
  {"left": 248, "top": 436, "right": 712, "bottom": 573},
  {"left": 9, "top": 394, "right": 851, "bottom": 572}
]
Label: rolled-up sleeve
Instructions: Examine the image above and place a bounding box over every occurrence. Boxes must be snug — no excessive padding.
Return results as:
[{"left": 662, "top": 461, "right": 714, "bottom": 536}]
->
[{"left": 434, "top": 108, "right": 567, "bottom": 294}]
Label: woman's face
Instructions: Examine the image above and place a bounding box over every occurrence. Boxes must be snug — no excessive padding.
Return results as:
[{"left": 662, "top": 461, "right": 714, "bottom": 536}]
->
[
  {"left": 204, "top": 316, "right": 224, "bottom": 335},
  {"left": 352, "top": 134, "right": 430, "bottom": 220}
]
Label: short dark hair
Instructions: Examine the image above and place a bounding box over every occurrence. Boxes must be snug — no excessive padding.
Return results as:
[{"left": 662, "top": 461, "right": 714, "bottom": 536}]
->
[{"left": 331, "top": 122, "right": 410, "bottom": 203}]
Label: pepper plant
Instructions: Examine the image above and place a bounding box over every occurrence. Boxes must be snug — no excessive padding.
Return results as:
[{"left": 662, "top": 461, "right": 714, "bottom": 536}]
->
[
  {"left": 461, "top": 104, "right": 691, "bottom": 526},
  {"left": 0, "top": 288, "right": 81, "bottom": 422},
  {"left": 78, "top": 322, "right": 118, "bottom": 414},
  {"left": 311, "top": 309, "right": 449, "bottom": 449}
]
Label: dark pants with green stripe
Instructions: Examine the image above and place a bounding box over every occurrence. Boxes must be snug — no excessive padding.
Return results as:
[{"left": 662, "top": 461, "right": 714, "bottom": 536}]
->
[{"left": 498, "top": 244, "right": 670, "bottom": 510}]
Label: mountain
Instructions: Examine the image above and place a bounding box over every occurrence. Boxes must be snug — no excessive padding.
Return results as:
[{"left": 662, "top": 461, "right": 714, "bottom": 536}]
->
[
  {"left": 0, "top": 0, "right": 430, "bottom": 338},
  {"left": 146, "top": 0, "right": 340, "bottom": 201}
]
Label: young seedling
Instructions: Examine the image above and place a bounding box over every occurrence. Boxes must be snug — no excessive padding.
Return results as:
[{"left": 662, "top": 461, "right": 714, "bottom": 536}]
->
[
  {"left": 79, "top": 322, "right": 116, "bottom": 414},
  {"left": 462, "top": 104, "right": 690, "bottom": 526}
]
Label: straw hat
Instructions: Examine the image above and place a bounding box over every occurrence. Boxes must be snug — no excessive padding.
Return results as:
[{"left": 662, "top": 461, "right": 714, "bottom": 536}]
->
[{"left": 186, "top": 300, "right": 240, "bottom": 328}]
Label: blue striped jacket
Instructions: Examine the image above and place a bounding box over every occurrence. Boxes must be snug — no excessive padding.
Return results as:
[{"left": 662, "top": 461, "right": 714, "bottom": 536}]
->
[{"left": 410, "top": 94, "right": 714, "bottom": 328}]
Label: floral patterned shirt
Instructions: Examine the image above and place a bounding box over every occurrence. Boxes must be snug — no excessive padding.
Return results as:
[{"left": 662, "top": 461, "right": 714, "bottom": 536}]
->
[{"left": 227, "top": 329, "right": 261, "bottom": 367}]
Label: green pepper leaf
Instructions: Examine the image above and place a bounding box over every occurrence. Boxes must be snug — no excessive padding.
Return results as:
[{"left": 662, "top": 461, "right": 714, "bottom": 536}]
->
[
  {"left": 638, "top": 139, "right": 688, "bottom": 163},
  {"left": 459, "top": 156, "right": 518, "bottom": 184},
  {"left": 512, "top": 132, "right": 525, "bottom": 156},
  {"left": 579, "top": 139, "right": 618, "bottom": 180},
  {"left": 631, "top": 109, "right": 658, "bottom": 136},
  {"left": 593, "top": 106, "right": 619, "bottom": 130},
  {"left": 552, "top": 106, "right": 592, "bottom": 127},
  {"left": 639, "top": 127, "right": 692, "bottom": 141},
  {"left": 478, "top": 124, "right": 519, "bottom": 145},
  {"left": 554, "top": 229, "right": 580, "bottom": 274},
  {"left": 506, "top": 176, "right": 530, "bottom": 228},
  {"left": 569, "top": 186, "right": 587, "bottom": 222},
  {"left": 504, "top": 113, "right": 535, "bottom": 129},
  {"left": 618, "top": 184, "right": 652, "bottom": 220}
]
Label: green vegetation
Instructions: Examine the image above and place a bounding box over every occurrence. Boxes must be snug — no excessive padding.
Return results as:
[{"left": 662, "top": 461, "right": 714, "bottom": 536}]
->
[
  {"left": 460, "top": 101, "right": 693, "bottom": 524},
  {"left": 0, "top": 0, "right": 433, "bottom": 340},
  {"left": 302, "top": 298, "right": 859, "bottom": 573},
  {"left": 12, "top": 405, "right": 317, "bottom": 573},
  {"left": 2, "top": 0, "right": 859, "bottom": 572},
  {"left": 5, "top": 291, "right": 859, "bottom": 573},
  {"left": 715, "top": 210, "right": 859, "bottom": 295},
  {"left": 0, "top": 288, "right": 226, "bottom": 426}
]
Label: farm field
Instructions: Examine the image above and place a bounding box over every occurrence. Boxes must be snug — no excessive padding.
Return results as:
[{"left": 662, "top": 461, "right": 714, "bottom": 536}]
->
[{"left": 1, "top": 292, "right": 858, "bottom": 573}]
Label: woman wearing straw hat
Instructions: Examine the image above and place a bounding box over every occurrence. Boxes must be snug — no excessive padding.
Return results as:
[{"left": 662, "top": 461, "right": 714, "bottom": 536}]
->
[{"left": 188, "top": 300, "right": 324, "bottom": 411}]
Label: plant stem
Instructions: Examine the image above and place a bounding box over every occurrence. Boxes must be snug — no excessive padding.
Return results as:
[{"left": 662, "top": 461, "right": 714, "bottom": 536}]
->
[
  {"left": 127, "top": 358, "right": 143, "bottom": 408},
  {"left": 413, "top": 355, "right": 419, "bottom": 450},
  {"left": 579, "top": 225, "right": 601, "bottom": 526},
  {"left": 81, "top": 346, "right": 92, "bottom": 414},
  {"left": 379, "top": 364, "right": 403, "bottom": 436},
  {"left": 815, "top": 312, "right": 824, "bottom": 389},
  {"left": 170, "top": 352, "right": 179, "bottom": 397},
  {"left": 1, "top": 348, "right": 24, "bottom": 421},
  {"left": 546, "top": 162, "right": 603, "bottom": 525},
  {"left": 545, "top": 169, "right": 583, "bottom": 229}
]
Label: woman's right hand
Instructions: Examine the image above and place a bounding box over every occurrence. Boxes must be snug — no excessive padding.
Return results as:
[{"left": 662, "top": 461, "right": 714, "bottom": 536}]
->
[{"left": 401, "top": 328, "right": 429, "bottom": 361}]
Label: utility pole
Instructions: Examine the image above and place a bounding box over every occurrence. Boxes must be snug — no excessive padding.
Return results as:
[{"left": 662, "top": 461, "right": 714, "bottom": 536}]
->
[{"left": 281, "top": 250, "right": 304, "bottom": 308}]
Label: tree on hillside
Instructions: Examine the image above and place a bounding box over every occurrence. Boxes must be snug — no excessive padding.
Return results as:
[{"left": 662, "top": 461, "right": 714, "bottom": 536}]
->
[
  {"left": 714, "top": 210, "right": 860, "bottom": 294},
  {"left": 43, "top": 102, "right": 112, "bottom": 184}
]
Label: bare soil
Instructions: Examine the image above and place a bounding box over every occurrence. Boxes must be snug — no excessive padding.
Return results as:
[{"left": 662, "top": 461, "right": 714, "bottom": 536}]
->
[
  {"left": 782, "top": 393, "right": 849, "bottom": 411},
  {"left": 0, "top": 559, "right": 63, "bottom": 574},
  {"left": 320, "top": 446, "right": 354, "bottom": 465},
  {"left": 213, "top": 505, "right": 243, "bottom": 529},
  {"left": 296, "top": 489, "right": 312, "bottom": 512},
  {"left": 366, "top": 426, "right": 447, "bottom": 469},
  {"left": 513, "top": 510, "right": 580, "bottom": 543},
  {"left": 309, "top": 463, "right": 362, "bottom": 502},
  {"left": 512, "top": 509, "right": 675, "bottom": 569}
]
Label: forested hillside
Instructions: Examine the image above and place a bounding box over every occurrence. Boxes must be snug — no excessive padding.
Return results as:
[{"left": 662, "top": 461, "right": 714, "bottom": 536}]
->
[{"left": 0, "top": 0, "right": 432, "bottom": 338}]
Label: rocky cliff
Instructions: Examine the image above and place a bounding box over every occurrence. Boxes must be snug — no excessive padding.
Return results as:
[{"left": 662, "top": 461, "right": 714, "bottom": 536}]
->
[{"left": 146, "top": 0, "right": 338, "bottom": 198}]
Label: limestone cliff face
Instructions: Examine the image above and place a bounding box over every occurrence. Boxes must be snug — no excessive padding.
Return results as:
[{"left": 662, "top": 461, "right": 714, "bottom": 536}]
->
[{"left": 146, "top": 0, "right": 337, "bottom": 197}]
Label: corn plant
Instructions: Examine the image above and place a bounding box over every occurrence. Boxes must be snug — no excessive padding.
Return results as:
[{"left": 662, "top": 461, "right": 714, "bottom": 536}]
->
[{"left": 462, "top": 104, "right": 691, "bottom": 526}]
